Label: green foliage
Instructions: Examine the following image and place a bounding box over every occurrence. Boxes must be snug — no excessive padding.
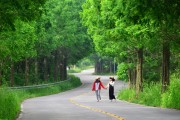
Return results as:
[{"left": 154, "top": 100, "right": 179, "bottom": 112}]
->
[
  {"left": 117, "top": 62, "right": 128, "bottom": 81},
  {"left": 143, "top": 51, "right": 161, "bottom": 82},
  {"left": 117, "top": 88, "right": 136, "bottom": 102},
  {"left": 76, "top": 57, "right": 94, "bottom": 69},
  {"left": 118, "top": 78, "right": 180, "bottom": 109},
  {"left": 138, "top": 83, "right": 161, "bottom": 106},
  {"left": 81, "top": 0, "right": 180, "bottom": 108},
  {"left": 118, "top": 82, "right": 162, "bottom": 107},
  {"left": 67, "top": 58, "right": 94, "bottom": 73},
  {"left": 0, "top": 88, "right": 20, "bottom": 120},
  {"left": 0, "top": 0, "right": 46, "bottom": 31},
  {"left": 0, "top": 20, "right": 36, "bottom": 61},
  {"left": 24, "top": 75, "right": 81, "bottom": 96},
  {"left": 162, "top": 78, "right": 180, "bottom": 109},
  {"left": 34, "top": 0, "right": 93, "bottom": 65},
  {"left": 0, "top": 75, "right": 81, "bottom": 120},
  {"left": 0, "top": 0, "right": 92, "bottom": 86},
  {"left": 67, "top": 68, "right": 81, "bottom": 73},
  {"left": 81, "top": 0, "right": 151, "bottom": 58}
]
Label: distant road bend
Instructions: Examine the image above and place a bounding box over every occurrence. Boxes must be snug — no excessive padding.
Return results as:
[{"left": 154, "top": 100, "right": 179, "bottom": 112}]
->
[{"left": 17, "top": 69, "right": 180, "bottom": 120}]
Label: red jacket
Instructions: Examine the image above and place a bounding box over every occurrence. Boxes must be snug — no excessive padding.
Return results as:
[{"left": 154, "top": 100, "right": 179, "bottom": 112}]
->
[{"left": 92, "top": 81, "right": 105, "bottom": 91}]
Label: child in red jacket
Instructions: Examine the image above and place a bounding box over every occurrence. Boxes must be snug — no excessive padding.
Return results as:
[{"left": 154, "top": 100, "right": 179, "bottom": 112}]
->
[{"left": 92, "top": 77, "right": 106, "bottom": 102}]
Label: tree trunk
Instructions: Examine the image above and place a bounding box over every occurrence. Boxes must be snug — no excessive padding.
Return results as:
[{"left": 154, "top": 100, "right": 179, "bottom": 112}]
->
[
  {"left": 25, "top": 58, "right": 29, "bottom": 86},
  {"left": 127, "top": 58, "right": 132, "bottom": 88},
  {"left": 128, "top": 67, "right": 136, "bottom": 89},
  {"left": 95, "top": 60, "right": 101, "bottom": 73},
  {"left": 136, "top": 48, "right": 143, "bottom": 96},
  {"left": 95, "top": 61, "right": 97, "bottom": 73},
  {"left": 44, "top": 57, "right": 48, "bottom": 82},
  {"left": 0, "top": 72, "right": 1, "bottom": 86},
  {"left": 59, "top": 58, "right": 64, "bottom": 81},
  {"left": 54, "top": 50, "right": 58, "bottom": 81},
  {"left": 10, "top": 61, "right": 14, "bottom": 87},
  {"left": 63, "top": 57, "right": 67, "bottom": 80},
  {"left": 128, "top": 68, "right": 132, "bottom": 88},
  {"left": 35, "top": 58, "right": 38, "bottom": 84},
  {"left": 110, "top": 61, "right": 112, "bottom": 73},
  {"left": 113, "top": 59, "right": 117, "bottom": 74},
  {"left": 0, "top": 69, "right": 1, "bottom": 86},
  {"left": 162, "top": 42, "right": 170, "bottom": 92},
  {"left": 100, "top": 60, "right": 103, "bottom": 73},
  {"left": 59, "top": 56, "right": 67, "bottom": 81},
  {"left": 0, "top": 61, "right": 2, "bottom": 86},
  {"left": 132, "top": 67, "right": 137, "bottom": 88}
]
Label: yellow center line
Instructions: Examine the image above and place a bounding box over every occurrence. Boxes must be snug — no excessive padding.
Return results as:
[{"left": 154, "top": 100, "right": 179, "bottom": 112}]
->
[{"left": 68, "top": 92, "right": 125, "bottom": 120}]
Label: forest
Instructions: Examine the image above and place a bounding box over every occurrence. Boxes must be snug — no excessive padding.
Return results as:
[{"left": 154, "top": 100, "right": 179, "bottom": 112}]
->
[
  {"left": 0, "top": 0, "right": 180, "bottom": 119},
  {"left": 0, "top": 0, "right": 93, "bottom": 86},
  {"left": 81, "top": 0, "right": 179, "bottom": 90}
]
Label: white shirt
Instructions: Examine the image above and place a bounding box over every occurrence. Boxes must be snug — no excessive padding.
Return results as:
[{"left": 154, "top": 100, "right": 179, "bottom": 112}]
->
[
  {"left": 95, "top": 83, "right": 100, "bottom": 90},
  {"left": 107, "top": 81, "right": 115, "bottom": 87}
]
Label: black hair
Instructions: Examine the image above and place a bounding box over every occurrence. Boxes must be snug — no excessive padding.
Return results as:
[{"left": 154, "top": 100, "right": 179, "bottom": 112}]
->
[{"left": 110, "top": 77, "right": 115, "bottom": 81}]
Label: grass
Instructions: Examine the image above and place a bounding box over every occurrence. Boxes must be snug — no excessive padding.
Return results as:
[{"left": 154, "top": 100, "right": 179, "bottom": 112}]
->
[
  {"left": 162, "top": 78, "right": 180, "bottom": 109},
  {"left": 93, "top": 72, "right": 116, "bottom": 76},
  {"left": 0, "top": 75, "right": 82, "bottom": 120},
  {"left": 118, "top": 78, "right": 180, "bottom": 109},
  {"left": 0, "top": 88, "right": 20, "bottom": 120},
  {"left": 67, "top": 68, "right": 81, "bottom": 73},
  {"left": 67, "top": 66, "right": 94, "bottom": 73}
]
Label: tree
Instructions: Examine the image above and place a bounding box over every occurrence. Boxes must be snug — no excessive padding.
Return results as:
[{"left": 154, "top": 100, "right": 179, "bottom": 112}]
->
[
  {"left": 81, "top": 0, "right": 180, "bottom": 94},
  {"left": 122, "top": 0, "right": 180, "bottom": 92},
  {"left": 44, "top": 0, "right": 93, "bottom": 80},
  {"left": 0, "top": 0, "right": 46, "bottom": 31},
  {"left": 0, "top": 0, "right": 46, "bottom": 86},
  {"left": 1, "top": 21, "right": 36, "bottom": 86},
  {"left": 81, "top": 0, "right": 149, "bottom": 94}
]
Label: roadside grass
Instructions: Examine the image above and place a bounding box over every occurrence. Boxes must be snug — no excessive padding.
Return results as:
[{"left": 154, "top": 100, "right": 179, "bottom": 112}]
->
[
  {"left": 93, "top": 73, "right": 116, "bottom": 76},
  {"left": 67, "top": 68, "right": 81, "bottom": 73},
  {"left": 0, "top": 88, "right": 20, "bottom": 120},
  {"left": 162, "top": 78, "right": 180, "bottom": 109},
  {"left": 67, "top": 66, "right": 93, "bottom": 73},
  {"left": 0, "top": 75, "right": 82, "bottom": 120},
  {"left": 118, "top": 78, "right": 180, "bottom": 109}
]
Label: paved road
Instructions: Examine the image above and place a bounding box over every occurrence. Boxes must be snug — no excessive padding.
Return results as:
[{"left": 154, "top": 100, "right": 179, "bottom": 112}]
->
[{"left": 17, "top": 69, "right": 180, "bottom": 120}]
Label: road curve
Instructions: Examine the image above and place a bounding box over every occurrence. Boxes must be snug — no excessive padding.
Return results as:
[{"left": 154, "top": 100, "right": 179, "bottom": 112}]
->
[{"left": 17, "top": 69, "right": 180, "bottom": 120}]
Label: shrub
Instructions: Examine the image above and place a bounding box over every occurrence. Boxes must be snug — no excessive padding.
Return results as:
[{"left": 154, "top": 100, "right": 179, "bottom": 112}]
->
[
  {"left": 0, "top": 88, "right": 20, "bottom": 120},
  {"left": 117, "top": 62, "right": 128, "bottom": 81},
  {"left": 138, "top": 83, "right": 161, "bottom": 106},
  {"left": 162, "top": 78, "right": 180, "bottom": 109},
  {"left": 118, "top": 78, "right": 180, "bottom": 110},
  {"left": 117, "top": 88, "right": 136, "bottom": 102}
]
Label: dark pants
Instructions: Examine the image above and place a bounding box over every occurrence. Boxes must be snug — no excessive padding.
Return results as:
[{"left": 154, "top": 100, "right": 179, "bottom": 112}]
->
[{"left": 109, "top": 84, "right": 116, "bottom": 100}]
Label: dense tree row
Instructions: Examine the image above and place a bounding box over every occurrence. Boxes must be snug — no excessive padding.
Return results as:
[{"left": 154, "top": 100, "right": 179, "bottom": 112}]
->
[
  {"left": 91, "top": 54, "right": 117, "bottom": 74},
  {"left": 0, "top": 0, "right": 92, "bottom": 86},
  {"left": 81, "top": 0, "right": 180, "bottom": 95}
]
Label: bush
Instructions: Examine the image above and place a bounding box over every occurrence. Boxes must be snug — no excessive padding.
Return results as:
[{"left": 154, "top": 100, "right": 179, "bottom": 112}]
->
[
  {"left": 67, "top": 68, "right": 81, "bottom": 73},
  {"left": 116, "top": 62, "right": 128, "bottom": 81},
  {"left": 0, "top": 88, "right": 20, "bottom": 120},
  {"left": 138, "top": 83, "right": 161, "bottom": 106},
  {"left": 118, "top": 79, "right": 180, "bottom": 109},
  {"left": 117, "top": 88, "right": 136, "bottom": 102},
  {"left": 162, "top": 78, "right": 180, "bottom": 109}
]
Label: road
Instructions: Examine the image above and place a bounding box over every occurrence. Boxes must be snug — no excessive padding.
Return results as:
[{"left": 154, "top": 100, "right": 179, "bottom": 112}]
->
[{"left": 17, "top": 69, "right": 180, "bottom": 120}]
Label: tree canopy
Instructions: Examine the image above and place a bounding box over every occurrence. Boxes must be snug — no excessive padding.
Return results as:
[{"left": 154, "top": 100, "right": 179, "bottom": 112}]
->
[
  {"left": 81, "top": 0, "right": 180, "bottom": 93},
  {"left": 0, "top": 0, "right": 93, "bottom": 86}
]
